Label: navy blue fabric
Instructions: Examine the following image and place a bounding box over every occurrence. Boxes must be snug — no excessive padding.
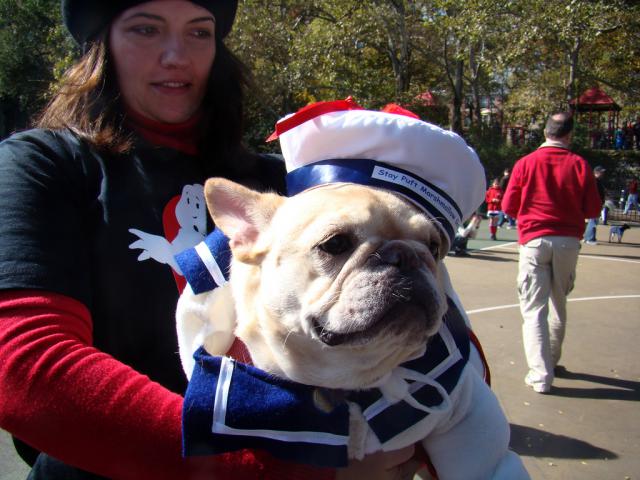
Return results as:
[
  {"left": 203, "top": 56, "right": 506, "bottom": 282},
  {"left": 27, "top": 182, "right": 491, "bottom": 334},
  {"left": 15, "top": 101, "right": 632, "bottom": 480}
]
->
[
  {"left": 182, "top": 349, "right": 350, "bottom": 467},
  {"left": 286, "top": 159, "right": 461, "bottom": 242},
  {"left": 174, "top": 228, "right": 231, "bottom": 294},
  {"left": 348, "top": 297, "right": 470, "bottom": 444}
]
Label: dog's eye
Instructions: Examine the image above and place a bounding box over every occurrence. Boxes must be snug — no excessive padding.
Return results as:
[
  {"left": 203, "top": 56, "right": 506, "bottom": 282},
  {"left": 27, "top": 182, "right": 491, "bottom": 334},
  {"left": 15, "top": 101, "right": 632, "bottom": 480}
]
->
[{"left": 319, "top": 234, "right": 353, "bottom": 255}]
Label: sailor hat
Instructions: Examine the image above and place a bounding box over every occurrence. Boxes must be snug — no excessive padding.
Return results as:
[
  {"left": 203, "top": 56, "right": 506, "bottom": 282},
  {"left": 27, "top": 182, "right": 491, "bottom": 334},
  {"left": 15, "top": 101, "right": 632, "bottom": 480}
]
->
[{"left": 269, "top": 98, "right": 486, "bottom": 247}]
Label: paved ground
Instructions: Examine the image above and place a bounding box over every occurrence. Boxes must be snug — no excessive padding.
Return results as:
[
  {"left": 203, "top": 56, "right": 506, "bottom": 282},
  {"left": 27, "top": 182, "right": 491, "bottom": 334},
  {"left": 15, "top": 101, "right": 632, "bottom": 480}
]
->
[
  {"left": 445, "top": 221, "right": 640, "bottom": 479},
  {"left": 1, "top": 221, "right": 638, "bottom": 479}
]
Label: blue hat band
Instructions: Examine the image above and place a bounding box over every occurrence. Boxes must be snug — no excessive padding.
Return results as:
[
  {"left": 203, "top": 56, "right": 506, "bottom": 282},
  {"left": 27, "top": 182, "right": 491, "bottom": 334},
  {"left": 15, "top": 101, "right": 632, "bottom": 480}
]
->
[{"left": 286, "top": 159, "right": 462, "bottom": 243}]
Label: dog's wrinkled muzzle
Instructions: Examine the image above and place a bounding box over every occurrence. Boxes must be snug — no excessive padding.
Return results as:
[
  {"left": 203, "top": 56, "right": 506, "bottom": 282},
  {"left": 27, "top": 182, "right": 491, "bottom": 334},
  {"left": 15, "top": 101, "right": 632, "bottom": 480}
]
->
[
  {"left": 375, "top": 240, "right": 438, "bottom": 273},
  {"left": 314, "top": 241, "right": 444, "bottom": 346}
]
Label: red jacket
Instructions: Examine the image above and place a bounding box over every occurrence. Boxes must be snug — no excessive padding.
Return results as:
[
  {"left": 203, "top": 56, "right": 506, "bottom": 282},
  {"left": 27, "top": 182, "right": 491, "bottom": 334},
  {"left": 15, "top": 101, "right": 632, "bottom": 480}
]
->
[
  {"left": 485, "top": 186, "right": 503, "bottom": 212},
  {"left": 502, "top": 145, "right": 602, "bottom": 245}
]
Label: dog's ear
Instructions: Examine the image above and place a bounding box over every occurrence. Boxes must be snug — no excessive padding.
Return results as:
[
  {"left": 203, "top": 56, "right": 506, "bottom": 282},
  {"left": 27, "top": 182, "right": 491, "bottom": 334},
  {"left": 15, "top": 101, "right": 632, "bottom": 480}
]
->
[{"left": 204, "top": 178, "right": 285, "bottom": 263}]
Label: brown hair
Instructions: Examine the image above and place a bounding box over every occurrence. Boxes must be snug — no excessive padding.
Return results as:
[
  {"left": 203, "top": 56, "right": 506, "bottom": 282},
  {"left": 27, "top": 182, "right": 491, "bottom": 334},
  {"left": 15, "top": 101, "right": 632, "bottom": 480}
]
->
[
  {"left": 35, "top": 34, "right": 130, "bottom": 153},
  {"left": 35, "top": 32, "right": 251, "bottom": 161}
]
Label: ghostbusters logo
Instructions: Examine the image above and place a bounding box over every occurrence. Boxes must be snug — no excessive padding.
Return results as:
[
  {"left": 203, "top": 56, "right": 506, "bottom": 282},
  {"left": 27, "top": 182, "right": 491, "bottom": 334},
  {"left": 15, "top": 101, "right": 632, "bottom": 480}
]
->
[{"left": 129, "top": 183, "right": 207, "bottom": 276}]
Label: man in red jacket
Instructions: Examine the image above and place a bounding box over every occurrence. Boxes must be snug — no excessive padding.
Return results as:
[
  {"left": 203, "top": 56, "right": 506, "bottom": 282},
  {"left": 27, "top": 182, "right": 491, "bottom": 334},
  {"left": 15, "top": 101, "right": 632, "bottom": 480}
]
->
[{"left": 502, "top": 112, "right": 602, "bottom": 394}]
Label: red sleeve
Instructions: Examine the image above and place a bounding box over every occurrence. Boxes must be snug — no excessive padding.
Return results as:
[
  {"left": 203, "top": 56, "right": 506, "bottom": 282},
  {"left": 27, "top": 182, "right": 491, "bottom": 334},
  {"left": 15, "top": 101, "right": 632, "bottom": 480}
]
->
[{"left": 0, "top": 290, "right": 334, "bottom": 480}]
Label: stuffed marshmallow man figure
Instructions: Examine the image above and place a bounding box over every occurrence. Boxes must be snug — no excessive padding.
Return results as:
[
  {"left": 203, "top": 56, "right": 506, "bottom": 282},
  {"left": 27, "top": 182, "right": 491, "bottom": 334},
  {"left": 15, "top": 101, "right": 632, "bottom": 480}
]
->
[{"left": 175, "top": 98, "right": 529, "bottom": 479}]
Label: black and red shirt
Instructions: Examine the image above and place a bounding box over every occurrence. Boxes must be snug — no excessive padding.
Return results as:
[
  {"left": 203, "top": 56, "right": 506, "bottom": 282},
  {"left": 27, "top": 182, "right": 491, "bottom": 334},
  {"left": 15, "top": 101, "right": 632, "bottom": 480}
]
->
[{"left": 0, "top": 127, "right": 331, "bottom": 480}]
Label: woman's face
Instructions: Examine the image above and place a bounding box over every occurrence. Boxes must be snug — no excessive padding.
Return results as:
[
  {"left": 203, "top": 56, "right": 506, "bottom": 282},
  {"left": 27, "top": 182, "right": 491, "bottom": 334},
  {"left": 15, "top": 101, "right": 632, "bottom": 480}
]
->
[{"left": 109, "top": 0, "right": 216, "bottom": 124}]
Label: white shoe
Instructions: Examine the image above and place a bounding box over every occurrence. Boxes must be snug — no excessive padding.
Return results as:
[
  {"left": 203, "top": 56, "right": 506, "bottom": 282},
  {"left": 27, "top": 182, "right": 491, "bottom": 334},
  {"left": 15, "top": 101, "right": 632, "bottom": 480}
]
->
[
  {"left": 525, "top": 373, "right": 550, "bottom": 393},
  {"left": 584, "top": 240, "right": 597, "bottom": 245}
]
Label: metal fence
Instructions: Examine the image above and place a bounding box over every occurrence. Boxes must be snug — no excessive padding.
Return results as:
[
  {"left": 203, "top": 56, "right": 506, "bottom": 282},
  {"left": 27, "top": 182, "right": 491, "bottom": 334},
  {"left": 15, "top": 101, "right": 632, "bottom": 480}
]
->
[{"left": 607, "top": 208, "right": 640, "bottom": 224}]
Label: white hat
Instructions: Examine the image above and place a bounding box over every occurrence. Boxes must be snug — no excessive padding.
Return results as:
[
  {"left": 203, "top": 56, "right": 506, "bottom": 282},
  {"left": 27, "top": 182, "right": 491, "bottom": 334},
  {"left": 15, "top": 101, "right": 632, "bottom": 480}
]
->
[{"left": 269, "top": 98, "right": 486, "bottom": 245}]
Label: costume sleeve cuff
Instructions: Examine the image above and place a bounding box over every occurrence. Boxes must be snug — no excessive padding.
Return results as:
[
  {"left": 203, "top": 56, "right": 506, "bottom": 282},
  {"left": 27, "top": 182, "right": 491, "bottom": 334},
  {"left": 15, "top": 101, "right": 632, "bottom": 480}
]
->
[{"left": 182, "top": 348, "right": 349, "bottom": 467}]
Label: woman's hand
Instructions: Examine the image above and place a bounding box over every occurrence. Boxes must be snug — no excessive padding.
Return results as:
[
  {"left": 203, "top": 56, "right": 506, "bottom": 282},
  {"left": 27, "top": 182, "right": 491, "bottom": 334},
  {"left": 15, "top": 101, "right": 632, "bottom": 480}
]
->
[{"left": 336, "top": 445, "right": 424, "bottom": 480}]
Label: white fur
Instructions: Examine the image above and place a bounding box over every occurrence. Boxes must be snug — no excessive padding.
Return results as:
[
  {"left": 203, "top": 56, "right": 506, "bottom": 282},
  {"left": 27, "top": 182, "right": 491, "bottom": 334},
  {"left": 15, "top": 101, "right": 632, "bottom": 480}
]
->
[{"left": 176, "top": 283, "right": 236, "bottom": 379}]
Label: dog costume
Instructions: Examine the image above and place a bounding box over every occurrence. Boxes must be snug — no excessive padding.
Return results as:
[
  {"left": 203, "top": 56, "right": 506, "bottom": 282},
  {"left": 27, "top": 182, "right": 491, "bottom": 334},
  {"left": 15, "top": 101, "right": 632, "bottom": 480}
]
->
[{"left": 176, "top": 99, "right": 529, "bottom": 479}]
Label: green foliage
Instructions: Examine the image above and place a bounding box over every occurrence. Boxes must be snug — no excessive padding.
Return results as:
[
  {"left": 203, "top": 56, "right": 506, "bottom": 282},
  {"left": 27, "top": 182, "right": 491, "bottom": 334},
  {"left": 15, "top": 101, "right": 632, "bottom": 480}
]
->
[
  {"left": 468, "top": 131, "right": 532, "bottom": 180},
  {"left": 0, "top": 0, "right": 76, "bottom": 136},
  {"left": 574, "top": 147, "right": 640, "bottom": 192}
]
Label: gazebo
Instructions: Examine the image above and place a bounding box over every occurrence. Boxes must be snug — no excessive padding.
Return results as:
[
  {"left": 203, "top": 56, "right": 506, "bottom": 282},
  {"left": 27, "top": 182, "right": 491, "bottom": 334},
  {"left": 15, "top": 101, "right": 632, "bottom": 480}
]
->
[
  {"left": 569, "top": 86, "right": 621, "bottom": 148},
  {"left": 411, "top": 90, "right": 448, "bottom": 125},
  {"left": 415, "top": 90, "right": 439, "bottom": 106}
]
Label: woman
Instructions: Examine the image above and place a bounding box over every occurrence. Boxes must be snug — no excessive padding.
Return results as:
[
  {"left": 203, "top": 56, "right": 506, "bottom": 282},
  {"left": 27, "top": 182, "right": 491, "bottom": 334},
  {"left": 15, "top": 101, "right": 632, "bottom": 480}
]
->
[{"left": 0, "top": 1, "right": 416, "bottom": 479}]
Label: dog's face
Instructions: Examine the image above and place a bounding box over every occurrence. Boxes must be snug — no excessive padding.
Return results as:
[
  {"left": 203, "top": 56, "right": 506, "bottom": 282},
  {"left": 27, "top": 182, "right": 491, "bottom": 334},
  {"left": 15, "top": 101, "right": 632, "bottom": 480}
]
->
[{"left": 204, "top": 178, "right": 448, "bottom": 389}]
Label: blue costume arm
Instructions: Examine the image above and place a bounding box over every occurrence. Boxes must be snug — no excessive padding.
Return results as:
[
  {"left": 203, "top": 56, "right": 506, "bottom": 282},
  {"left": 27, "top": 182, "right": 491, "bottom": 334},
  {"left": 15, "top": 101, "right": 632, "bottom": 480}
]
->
[{"left": 183, "top": 348, "right": 349, "bottom": 467}]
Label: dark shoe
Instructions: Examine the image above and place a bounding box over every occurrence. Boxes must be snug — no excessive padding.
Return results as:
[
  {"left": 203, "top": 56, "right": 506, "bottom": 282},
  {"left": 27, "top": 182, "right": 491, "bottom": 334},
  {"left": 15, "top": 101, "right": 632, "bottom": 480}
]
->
[{"left": 490, "top": 234, "right": 497, "bottom": 241}]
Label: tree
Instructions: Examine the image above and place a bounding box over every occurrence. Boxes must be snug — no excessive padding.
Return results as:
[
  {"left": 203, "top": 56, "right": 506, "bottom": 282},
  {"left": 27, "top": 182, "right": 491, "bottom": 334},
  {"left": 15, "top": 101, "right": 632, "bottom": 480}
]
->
[
  {"left": 495, "top": 0, "right": 635, "bottom": 125},
  {"left": 1, "top": 0, "right": 638, "bottom": 163},
  {"left": 412, "top": 0, "right": 508, "bottom": 134},
  {"left": 0, "top": 0, "right": 75, "bottom": 137},
  {"left": 230, "top": 0, "right": 417, "bottom": 150}
]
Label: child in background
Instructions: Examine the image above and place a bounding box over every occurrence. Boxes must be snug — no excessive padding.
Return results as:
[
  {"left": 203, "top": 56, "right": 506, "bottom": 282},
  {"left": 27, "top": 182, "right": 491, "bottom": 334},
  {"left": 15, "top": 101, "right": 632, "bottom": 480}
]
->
[{"left": 486, "top": 178, "right": 503, "bottom": 240}]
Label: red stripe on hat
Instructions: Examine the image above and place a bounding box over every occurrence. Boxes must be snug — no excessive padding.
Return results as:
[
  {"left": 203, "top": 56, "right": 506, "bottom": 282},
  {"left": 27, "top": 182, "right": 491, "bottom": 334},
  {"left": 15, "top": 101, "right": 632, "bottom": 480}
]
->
[{"left": 266, "top": 97, "right": 364, "bottom": 142}]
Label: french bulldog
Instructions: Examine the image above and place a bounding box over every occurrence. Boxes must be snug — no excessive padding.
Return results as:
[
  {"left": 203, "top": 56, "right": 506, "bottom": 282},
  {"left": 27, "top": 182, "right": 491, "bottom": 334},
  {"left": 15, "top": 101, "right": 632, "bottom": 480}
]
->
[{"left": 177, "top": 177, "right": 529, "bottom": 479}]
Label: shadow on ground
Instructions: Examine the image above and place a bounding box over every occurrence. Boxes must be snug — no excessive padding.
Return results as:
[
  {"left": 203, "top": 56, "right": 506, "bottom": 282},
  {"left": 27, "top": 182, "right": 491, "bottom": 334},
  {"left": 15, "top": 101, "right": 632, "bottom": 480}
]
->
[
  {"left": 509, "top": 423, "right": 617, "bottom": 460},
  {"left": 460, "top": 250, "right": 518, "bottom": 262},
  {"left": 550, "top": 367, "right": 640, "bottom": 401},
  {"left": 580, "top": 251, "right": 640, "bottom": 260}
]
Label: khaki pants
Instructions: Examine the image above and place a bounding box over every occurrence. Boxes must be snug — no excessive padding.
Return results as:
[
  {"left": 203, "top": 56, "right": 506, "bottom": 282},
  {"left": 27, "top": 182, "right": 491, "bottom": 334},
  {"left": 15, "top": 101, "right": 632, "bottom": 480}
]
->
[{"left": 517, "top": 236, "right": 580, "bottom": 388}]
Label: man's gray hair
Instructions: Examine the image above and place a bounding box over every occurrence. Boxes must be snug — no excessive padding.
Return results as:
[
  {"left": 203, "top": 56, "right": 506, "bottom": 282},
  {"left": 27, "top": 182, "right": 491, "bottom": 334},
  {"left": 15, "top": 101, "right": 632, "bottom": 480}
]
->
[{"left": 544, "top": 112, "right": 574, "bottom": 139}]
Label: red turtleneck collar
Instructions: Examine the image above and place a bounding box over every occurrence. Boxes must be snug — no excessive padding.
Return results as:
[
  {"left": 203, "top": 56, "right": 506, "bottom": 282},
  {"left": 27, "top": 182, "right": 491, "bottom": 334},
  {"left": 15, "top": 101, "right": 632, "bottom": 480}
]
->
[{"left": 125, "top": 108, "right": 201, "bottom": 155}]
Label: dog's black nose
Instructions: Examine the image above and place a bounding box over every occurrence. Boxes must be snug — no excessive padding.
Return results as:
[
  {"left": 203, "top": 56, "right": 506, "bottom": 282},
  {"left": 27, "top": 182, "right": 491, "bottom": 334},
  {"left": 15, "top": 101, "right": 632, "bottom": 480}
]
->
[{"left": 376, "top": 241, "right": 421, "bottom": 270}]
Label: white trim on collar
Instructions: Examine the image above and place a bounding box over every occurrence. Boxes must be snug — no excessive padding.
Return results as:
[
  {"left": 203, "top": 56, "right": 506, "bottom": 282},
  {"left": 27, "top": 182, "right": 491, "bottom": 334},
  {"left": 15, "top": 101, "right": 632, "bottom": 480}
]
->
[{"left": 539, "top": 140, "right": 569, "bottom": 149}]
